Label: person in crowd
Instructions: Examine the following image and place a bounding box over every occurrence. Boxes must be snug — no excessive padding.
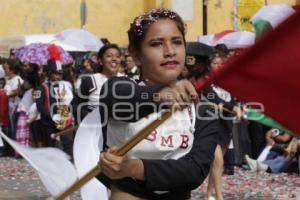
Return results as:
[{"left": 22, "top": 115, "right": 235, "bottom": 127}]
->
[
  {"left": 76, "top": 43, "right": 122, "bottom": 122},
  {"left": 185, "top": 43, "right": 242, "bottom": 200},
  {"left": 88, "top": 52, "right": 101, "bottom": 72},
  {"left": 0, "top": 58, "right": 6, "bottom": 79},
  {"left": 27, "top": 93, "right": 42, "bottom": 147},
  {"left": 125, "top": 54, "right": 140, "bottom": 82},
  {"left": 0, "top": 78, "right": 9, "bottom": 156},
  {"left": 185, "top": 42, "right": 213, "bottom": 81},
  {"left": 35, "top": 60, "right": 74, "bottom": 158},
  {"left": 178, "top": 65, "right": 193, "bottom": 80},
  {"left": 96, "top": 8, "right": 219, "bottom": 200},
  {"left": 245, "top": 136, "right": 299, "bottom": 174},
  {"left": 15, "top": 75, "right": 37, "bottom": 151},
  {"left": 3, "top": 59, "right": 23, "bottom": 142},
  {"left": 256, "top": 128, "right": 293, "bottom": 162},
  {"left": 82, "top": 58, "right": 95, "bottom": 74},
  {"left": 203, "top": 51, "right": 231, "bottom": 200}
]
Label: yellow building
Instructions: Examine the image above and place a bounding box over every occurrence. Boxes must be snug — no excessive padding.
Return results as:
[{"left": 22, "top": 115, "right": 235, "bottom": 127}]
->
[{"left": 0, "top": 0, "right": 297, "bottom": 48}]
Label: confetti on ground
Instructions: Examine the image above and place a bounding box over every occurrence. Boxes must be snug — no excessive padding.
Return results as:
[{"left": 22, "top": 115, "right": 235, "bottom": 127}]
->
[
  {"left": 0, "top": 157, "right": 299, "bottom": 199},
  {"left": 0, "top": 157, "right": 80, "bottom": 199},
  {"left": 193, "top": 167, "right": 300, "bottom": 200}
]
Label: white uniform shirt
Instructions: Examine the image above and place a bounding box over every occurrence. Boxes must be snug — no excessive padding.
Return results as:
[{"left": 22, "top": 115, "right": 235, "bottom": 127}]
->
[
  {"left": 4, "top": 75, "right": 23, "bottom": 116},
  {"left": 107, "top": 104, "right": 196, "bottom": 160},
  {"left": 212, "top": 85, "right": 232, "bottom": 102}
]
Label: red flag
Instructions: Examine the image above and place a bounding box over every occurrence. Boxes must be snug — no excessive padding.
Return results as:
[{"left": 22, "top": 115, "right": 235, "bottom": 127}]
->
[{"left": 194, "top": 9, "right": 300, "bottom": 134}]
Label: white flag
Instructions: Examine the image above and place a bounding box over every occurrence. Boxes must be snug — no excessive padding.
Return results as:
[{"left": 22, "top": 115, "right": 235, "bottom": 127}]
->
[
  {"left": 0, "top": 132, "right": 3, "bottom": 147},
  {"left": 0, "top": 130, "right": 78, "bottom": 197},
  {"left": 73, "top": 108, "right": 109, "bottom": 200}
]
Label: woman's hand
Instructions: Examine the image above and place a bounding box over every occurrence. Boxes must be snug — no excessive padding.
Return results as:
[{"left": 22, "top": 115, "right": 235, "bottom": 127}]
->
[
  {"left": 99, "top": 147, "right": 145, "bottom": 180},
  {"left": 156, "top": 79, "right": 199, "bottom": 110},
  {"left": 233, "top": 106, "right": 243, "bottom": 119}
]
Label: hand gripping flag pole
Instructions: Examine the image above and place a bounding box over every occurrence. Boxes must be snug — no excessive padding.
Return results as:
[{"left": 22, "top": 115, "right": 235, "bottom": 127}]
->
[
  {"left": 49, "top": 110, "right": 172, "bottom": 200},
  {"left": 50, "top": 125, "right": 79, "bottom": 140}
]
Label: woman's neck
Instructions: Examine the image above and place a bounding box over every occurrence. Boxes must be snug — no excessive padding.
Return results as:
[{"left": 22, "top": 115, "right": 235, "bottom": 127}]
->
[{"left": 102, "top": 70, "right": 115, "bottom": 79}]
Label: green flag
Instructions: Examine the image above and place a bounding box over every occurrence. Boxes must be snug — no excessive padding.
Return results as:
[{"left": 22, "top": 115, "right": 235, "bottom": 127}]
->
[
  {"left": 245, "top": 108, "right": 289, "bottom": 133},
  {"left": 251, "top": 4, "right": 295, "bottom": 40},
  {"left": 253, "top": 19, "right": 273, "bottom": 40}
]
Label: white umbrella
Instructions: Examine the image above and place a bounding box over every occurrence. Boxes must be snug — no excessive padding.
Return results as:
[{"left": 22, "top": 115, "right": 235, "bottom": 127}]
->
[
  {"left": 251, "top": 4, "right": 295, "bottom": 28},
  {"left": 55, "top": 28, "right": 104, "bottom": 52},
  {"left": 217, "top": 31, "right": 255, "bottom": 49},
  {"left": 198, "top": 31, "right": 255, "bottom": 49},
  {"left": 198, "top": 34, "right": 215, "bottom": 46},
  {"left": 198, "top": 30, "right": 234, "bottom": 47}
]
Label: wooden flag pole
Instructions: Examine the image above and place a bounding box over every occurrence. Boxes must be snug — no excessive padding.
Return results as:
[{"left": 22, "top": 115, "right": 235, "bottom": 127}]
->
[
  {"left": 50, "top": 125, "right": 79, "bottom": 140},
  {"left": 206, "top": 102, "right": 236, "bottom": 115},
  {"left": 50, "top": 111, "right": 173, "bottom": 200}
]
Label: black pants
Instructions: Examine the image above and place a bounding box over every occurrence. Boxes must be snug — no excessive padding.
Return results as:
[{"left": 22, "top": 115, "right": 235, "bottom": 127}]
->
[
  {"left": 248, "top": 121, "right": 267, "bottom": 159},
  {"left": 40, "top": 121, "right": 74, "bottom": 161}
]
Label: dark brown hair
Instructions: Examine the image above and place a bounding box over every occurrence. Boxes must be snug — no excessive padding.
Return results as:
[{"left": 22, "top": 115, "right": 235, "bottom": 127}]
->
[
  {"left": 97, "top": 43, "right": 121, "bottom": 60},
  {"left": 127, "top": 8, "right": 186, "bottom": 53}
]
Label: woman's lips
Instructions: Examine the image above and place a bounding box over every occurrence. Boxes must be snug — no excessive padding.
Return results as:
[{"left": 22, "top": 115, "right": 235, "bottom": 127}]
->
[{"left": 161, "top": 61, "right": 178, "bottom": 69}]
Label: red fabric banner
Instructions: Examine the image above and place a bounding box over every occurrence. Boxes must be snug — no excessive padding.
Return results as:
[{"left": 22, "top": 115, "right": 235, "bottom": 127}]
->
[{"left": 194, "top": 9, "right": 300, "bottom": 134}]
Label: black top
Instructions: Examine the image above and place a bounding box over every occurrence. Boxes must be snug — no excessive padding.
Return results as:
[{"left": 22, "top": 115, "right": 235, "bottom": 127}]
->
[
  {"left": 202, "top": 85, "right": 237, "bottom": 147},
  {"left": 35, "top": 82, "right": 56, "bottom": 127},
  {"left": 74, "top": 74, "right": 99, "bottom": 121},
  {"left": 97, "top": 77, "right": 219, "bottom": 200}
]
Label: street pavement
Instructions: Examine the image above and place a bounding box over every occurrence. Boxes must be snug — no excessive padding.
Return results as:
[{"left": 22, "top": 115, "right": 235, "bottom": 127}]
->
[{"left": 0, "top": 157, "right": 299, "bottom": 200}]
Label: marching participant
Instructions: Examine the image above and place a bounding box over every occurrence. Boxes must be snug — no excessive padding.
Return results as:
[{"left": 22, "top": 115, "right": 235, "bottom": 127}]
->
[
  {"left": 77, "top": 44, "right": 122, "bottom": 121},
  {"left": 97, "top": 8, "right": 219, "bottom": 200},
  {"left": 35, "top": 59, "right": 74, "bottom": 157}
]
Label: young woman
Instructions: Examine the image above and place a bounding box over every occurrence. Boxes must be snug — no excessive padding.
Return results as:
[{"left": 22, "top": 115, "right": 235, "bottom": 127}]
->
[
  {"left": 77, "top": 44, "right": 122, "bottom": 121},
  {"left": 204, "top": 50, "right": 244, "bottom": 200},
  {"left": 96, "top": 9, "right": 219, "bottom": 200}
]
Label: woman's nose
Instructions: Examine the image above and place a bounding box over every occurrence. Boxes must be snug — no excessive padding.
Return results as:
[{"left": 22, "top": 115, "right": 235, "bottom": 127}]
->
[{"left": 164, "top": 43, "right": 176, "bottom": 57}]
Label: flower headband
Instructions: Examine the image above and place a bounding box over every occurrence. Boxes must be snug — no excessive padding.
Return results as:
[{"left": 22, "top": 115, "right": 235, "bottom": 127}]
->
[{"left": 131, "top": 8, "right": 178, "bottom": 36}]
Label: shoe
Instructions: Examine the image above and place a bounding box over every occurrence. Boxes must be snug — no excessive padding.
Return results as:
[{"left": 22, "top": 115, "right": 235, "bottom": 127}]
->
[
  {"left": 245, "top": 155, "right": 257, "bottom": 172},
  {"left": 257, "top": 161, "right": 268, "bottom": 172},
  {"left": 208, "top": 196, "right": 216, "bottom": 200}
]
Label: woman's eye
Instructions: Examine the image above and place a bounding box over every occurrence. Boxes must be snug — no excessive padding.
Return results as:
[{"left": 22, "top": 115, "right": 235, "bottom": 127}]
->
[
  {"left": 173, "top": 39, "right": 183, "bottom": 45},
  {"left": 150, "top": 41, "right": 163, "bottom": 47}
]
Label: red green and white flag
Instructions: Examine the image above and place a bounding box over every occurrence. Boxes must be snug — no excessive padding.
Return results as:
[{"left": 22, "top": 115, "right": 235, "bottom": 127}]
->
[
  {"left": 251, "top": 4, "right": 295, "bottom": 38},
  {"left": 194, "top": 8, "right": 300, "bottom": 135},
  {"left": 198, "top": 30, "right": 255, "bottom": 49}
]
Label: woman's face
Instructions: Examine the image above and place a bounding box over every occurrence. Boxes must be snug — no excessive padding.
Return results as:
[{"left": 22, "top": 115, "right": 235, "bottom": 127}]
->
[
  {"left": 136, "top": 19, "right": 185, "bottom": 85},
  {"left": 100, "top": 48, "right": 121, "bottom": 76},
  {"left": 50, "top": 72, "right": 63, "bottom": 82},
  {"left": 3, "top": 63, "right": 13, "bottom": 78},
  {"left": 210, "top": 56, "right": 224, "bottom": 70}
]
